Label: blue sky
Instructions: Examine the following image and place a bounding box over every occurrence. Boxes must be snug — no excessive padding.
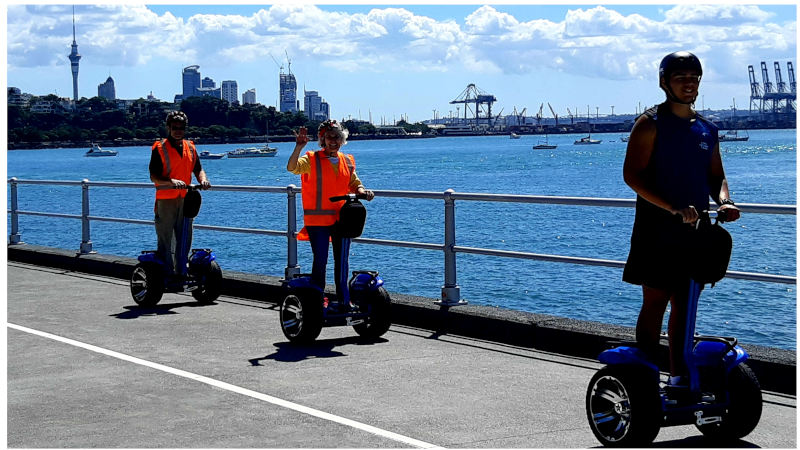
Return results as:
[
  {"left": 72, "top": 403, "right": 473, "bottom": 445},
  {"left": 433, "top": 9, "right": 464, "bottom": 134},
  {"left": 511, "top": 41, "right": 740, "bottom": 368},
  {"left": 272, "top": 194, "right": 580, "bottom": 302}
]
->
[{"left": 6, "top": 3, "right": 797, "bottom": 123}]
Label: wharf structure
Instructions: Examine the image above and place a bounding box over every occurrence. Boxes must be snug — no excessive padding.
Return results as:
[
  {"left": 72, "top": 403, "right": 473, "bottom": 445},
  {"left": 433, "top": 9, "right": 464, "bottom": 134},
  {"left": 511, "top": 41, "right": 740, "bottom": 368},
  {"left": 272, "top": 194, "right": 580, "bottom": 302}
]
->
[{"left": 429, "top": 69, "right": 797, "bottom": 136}]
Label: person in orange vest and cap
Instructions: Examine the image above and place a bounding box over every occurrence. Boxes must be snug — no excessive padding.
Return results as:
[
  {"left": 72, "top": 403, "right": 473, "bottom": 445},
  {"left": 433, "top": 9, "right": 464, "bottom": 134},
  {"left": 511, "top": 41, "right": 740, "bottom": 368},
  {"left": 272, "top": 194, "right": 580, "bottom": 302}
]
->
[
  {"left": 149, "top": 111, "right": 211, "bottom": 275},
  {"left": 287, "top": 120, "right": 374, "bottom": 305}
]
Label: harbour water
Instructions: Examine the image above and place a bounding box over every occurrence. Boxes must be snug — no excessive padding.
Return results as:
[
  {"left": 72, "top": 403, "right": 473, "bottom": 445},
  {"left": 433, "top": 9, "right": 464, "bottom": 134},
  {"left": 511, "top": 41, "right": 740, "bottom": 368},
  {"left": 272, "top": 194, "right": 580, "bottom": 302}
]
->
[{"left": 7, "top": 130, "right": 796, "bottom": 350}]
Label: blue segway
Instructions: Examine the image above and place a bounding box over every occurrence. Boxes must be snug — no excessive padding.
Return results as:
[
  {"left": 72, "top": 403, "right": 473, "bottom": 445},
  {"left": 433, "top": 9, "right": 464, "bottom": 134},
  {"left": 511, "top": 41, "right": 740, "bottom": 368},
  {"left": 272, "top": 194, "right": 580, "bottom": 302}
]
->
[
  {"left": 586, "top": 210, "right": 762, "bottom": 446},
  {"left": 279, "top": 193, "right": 391, "bottom": 343},
  {"left": 130, "top": 184, "right": 222, "bottom": 306}
]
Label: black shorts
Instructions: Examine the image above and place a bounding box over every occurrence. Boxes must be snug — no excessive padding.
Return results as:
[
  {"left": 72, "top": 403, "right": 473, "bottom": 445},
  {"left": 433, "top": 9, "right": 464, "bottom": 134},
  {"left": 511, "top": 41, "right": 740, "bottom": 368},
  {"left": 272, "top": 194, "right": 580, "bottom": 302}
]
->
[{"left": 623, "top": 209, "right": 693, "bottom": 291}]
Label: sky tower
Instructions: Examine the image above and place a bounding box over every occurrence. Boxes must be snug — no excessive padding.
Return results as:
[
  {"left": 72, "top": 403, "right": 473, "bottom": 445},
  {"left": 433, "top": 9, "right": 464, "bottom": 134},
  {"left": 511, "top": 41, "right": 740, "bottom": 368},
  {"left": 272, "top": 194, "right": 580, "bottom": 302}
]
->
[{"left": 68, "top": 6, "right": 81, "bottom": 101}]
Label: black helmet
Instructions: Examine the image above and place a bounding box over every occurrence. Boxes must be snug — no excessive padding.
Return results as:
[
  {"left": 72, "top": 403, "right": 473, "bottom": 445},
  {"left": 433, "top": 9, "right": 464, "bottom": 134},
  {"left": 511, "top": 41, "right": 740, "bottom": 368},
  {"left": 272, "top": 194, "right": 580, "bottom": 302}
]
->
[
  {"left": 659, "top": 51, "right": 702, "bottom": 81},
  {"left": 659, "top": 51, "right": 702, "bottom": 105},
  {"left": 165, "top": 110, "right": 188, "bottom": 126}
]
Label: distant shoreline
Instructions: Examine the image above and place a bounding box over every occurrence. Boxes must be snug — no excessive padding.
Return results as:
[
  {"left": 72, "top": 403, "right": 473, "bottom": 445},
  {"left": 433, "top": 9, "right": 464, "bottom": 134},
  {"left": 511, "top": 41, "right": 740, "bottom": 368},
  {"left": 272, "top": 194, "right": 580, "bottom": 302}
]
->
[
  {"left": 7, "top": 123, "right": 796, "bottom": 150},
  {"left": 6, "top": 133, "right": 437, "bottom": 150}
]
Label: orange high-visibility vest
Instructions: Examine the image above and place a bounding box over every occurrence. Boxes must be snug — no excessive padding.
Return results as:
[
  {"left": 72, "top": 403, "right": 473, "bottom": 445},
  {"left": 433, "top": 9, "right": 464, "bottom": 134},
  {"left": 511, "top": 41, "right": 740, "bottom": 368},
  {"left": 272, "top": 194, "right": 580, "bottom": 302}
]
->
[
  {"left": 153, "top": 139, "right": 197, "bottom": 200},
  {"left": 298, "top": 150, "right": 355, "bottom": 240}
]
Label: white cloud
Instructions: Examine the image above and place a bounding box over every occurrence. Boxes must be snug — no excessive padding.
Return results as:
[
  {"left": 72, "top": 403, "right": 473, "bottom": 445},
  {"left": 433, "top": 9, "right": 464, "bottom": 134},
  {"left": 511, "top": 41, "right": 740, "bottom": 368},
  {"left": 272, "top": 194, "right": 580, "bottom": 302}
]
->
[
  {"left": 6, "top": 4, "right": 796, "bottom": 87},
  {"left": 664, "top": 4, "right": 773, "bottom": 25}
]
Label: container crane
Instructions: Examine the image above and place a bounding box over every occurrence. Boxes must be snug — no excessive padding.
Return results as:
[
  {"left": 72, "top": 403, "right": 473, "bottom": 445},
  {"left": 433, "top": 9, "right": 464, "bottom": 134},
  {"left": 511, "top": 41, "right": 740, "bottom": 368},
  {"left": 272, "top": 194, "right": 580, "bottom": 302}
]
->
[
  {"left": 449, "top": 83, "right": 498, "bottom": 128},
  {"left": 535, "top": 103, "right": 543, "bottom": 125},
  {"left": 566, "top": 107, "right": 574, "bottom": 124},
  {"left": 748, "top": 65, "right": 762, "bottom": 113},
  {"left": 788, "top": 62, "right": 797, "bottom": 93},
  {"left": 775, "top": 61, "right": 787, "bottom": 93}
]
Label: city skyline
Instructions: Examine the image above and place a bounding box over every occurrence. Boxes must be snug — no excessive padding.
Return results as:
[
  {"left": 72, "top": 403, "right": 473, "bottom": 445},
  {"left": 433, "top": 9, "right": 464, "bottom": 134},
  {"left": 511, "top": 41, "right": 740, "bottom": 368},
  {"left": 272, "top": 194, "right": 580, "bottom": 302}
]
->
[{"left": 6, "top": 3, "right": 797, "bottom": 123}]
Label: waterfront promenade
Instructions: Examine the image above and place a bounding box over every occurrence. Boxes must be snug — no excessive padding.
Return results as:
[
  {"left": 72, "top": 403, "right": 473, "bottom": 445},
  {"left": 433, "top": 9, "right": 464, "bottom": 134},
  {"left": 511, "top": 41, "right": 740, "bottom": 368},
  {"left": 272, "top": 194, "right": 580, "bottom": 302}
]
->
[{"left": 7, "top": 245, "right": 797, "bottom": 447}]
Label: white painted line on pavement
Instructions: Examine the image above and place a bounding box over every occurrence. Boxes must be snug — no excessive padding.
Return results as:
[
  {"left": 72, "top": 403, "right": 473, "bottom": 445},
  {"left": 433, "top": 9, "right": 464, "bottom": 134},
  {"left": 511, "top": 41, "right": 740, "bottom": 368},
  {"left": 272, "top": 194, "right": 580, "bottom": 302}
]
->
[{"left": 8, "top": 322, "right": 443, "bottom": 449}]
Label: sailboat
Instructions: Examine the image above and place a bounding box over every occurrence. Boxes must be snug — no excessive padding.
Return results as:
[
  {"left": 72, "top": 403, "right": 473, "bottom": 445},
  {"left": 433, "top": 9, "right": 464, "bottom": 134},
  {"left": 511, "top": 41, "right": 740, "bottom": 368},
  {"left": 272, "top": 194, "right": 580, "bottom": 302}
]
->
[
  {"left": 533, "top": 135, "right": 557, "bottom": 149},
  {"left": 574, "top": 105, "right": 602, "bottom": 144},
  {"left": 229, "top": 119, "right": 278, "bottom": 158},
  {"left": 719, "top": 129, "right": 749, "bottom": 142},
  {"left": 574, "top": 133, "right": 602, "bottom": 145},
  {"left": 718, "top": 98, "right": 749, "bottom": 142}
]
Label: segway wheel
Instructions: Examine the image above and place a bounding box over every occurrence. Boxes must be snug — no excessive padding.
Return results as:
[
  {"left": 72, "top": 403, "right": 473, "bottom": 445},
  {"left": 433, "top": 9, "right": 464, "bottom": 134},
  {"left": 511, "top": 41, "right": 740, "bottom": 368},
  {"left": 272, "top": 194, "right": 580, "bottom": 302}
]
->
[
  {"left": 586, "top": 365, "right": 661, "bottom": 447},
  {"left": 353, "top": 286, "right": 391, "bottom": 339},
  {"left": 280, "top": 291, "right": 323, "bottom": 344},
  {"left": 130, "top": 262, "right": 164, "bottom": 307},
  {"left": 696, "top": 362, "right": 762, "bottom": 440},
  {"left": 191, "top": 260, "right": 222, "bottom": 304}
]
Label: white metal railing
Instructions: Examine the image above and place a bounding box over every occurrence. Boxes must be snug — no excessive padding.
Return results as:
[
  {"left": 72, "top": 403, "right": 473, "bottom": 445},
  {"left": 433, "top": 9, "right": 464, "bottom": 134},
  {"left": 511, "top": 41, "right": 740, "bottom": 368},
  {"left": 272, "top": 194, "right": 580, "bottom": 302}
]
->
[{"left": 7, "top": 178, "right": 797, "bottom": 307}]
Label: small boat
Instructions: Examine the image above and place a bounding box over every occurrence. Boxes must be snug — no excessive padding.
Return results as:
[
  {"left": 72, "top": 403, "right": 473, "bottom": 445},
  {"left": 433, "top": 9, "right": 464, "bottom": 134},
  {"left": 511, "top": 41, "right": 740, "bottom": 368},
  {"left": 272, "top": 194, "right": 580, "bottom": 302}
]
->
[
  {"left": 620, "top": 135, "right": 630, "bottom": 142},
  {"left": 532, "top": 135, "right": 557, "bottom": 149},
  {"left": 227, "top": 145, "right": 278, "bottom": 158},
  {"left": 84, "top": 143, "right": 118, "bottom": 157},
  {"left": 510, "top": 133, "right": 521, "bottom": 139},
  {"left": 719, "top": 129, "right": 749, "bottom": 142},
  {"left": 198, "top": 151, "right": 226, "bottom": 160},
  {"left": 574, "top": 135, "right": 602, "bottom": 145}
]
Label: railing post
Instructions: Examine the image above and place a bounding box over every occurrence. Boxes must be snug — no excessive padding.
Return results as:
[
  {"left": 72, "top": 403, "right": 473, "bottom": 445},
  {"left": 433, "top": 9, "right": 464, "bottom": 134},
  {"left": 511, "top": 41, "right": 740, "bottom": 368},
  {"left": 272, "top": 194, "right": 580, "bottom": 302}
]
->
[
  {"left": 79, "top": 178, "right": 94, "bottom": 254},
  {"left": 9, "top": 177, "right": 23, "bottom": 244},
  {"left": 437, "top": 189, "right": 466, "bottom": 308},
  {"left": 284, "top": 184, "right": 300, "bottom": 280}
]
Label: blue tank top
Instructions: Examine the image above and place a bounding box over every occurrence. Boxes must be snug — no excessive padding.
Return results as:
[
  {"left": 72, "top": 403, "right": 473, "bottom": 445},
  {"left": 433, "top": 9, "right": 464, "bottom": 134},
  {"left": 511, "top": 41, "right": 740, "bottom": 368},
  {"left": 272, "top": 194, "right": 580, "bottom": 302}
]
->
[{"left": 645, "top": 103, "right": 718, "bottom": 211}]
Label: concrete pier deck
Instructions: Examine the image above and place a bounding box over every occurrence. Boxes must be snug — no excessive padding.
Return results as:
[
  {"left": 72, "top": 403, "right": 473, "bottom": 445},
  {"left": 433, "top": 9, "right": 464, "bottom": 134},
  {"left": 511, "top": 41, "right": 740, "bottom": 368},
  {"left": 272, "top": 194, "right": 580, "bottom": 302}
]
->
[{"left": 6, "top": 245, "right": 797, "bottom": 448}]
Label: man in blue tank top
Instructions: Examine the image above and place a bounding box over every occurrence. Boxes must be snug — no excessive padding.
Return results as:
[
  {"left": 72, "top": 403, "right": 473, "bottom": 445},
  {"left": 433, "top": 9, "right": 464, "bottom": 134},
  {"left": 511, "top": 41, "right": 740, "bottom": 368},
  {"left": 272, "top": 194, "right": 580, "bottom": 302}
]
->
[{"left": 622, "top": 52, "right": 741, "bottom": 386}]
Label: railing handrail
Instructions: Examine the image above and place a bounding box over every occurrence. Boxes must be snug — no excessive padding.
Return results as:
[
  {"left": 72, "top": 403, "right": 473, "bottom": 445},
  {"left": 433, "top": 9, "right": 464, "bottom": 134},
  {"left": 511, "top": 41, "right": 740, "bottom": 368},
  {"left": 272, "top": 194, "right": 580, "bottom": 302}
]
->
[
  {"left": 8, "top": 179, "right": 797, "bottom": 215},
  {"left": 7, "top": 178, "right": 797, "bottom": 302}
]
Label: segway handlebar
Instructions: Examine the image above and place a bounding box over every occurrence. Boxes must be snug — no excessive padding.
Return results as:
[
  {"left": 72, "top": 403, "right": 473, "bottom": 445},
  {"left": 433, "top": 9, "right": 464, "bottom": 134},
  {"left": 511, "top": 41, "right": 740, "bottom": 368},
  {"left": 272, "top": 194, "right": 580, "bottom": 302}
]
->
[
  {"left": 329, "top": 193, "right": 368, "bottom": 202},
  {"left": 155, "top": 183, "right": 207, "bottom": 191},
  {"left": 700, "top": 208, "right": 730, "bottom": 224}
]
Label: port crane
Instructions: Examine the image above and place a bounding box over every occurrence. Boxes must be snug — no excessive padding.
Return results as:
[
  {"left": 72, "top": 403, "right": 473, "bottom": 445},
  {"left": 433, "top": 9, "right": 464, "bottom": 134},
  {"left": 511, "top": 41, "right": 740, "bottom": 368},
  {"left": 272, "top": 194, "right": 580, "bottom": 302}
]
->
[
  {"left": 535, "top": 103, "right": 544, "bottom": 125},
  {"left": 565, "top": 107, "right": 575, "bottom": 124},
  {"left": 449, "top": 83, "right": 498, "bottom": 128},
  {"left": 751, "top": 61, "right": 796, "bottom": 114},
  {"left": 511, "top": 107, "right": 527, "bottom": 126},
  {"left": 547, "top": 102, "right": 558, "bottom": 127}
]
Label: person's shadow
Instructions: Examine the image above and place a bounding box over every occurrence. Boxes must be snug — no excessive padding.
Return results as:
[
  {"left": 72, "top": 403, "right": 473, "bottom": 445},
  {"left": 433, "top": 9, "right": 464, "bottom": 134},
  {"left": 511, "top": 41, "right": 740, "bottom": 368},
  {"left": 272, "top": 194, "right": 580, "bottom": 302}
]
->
[
  {"left": 249, "top": 336, "right": 389, "bottom": 365},
  {"left": 110, "top": 300, "right": 217, "bottom": 319}
]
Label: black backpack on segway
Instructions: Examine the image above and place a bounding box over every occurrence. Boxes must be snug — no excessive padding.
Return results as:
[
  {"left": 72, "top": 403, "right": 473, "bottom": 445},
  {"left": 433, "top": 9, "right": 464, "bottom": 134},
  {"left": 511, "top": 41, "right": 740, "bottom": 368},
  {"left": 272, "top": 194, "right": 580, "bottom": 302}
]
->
[{"left": 333, "top": 194, "right": 367, "bottom": 238}]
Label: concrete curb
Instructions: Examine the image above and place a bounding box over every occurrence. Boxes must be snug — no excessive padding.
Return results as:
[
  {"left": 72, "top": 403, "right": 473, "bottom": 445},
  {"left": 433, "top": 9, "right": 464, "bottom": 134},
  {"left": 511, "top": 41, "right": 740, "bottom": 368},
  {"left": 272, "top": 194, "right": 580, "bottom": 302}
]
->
[{"left": 8, "top": 243, "right": 796, "bottom": 395}]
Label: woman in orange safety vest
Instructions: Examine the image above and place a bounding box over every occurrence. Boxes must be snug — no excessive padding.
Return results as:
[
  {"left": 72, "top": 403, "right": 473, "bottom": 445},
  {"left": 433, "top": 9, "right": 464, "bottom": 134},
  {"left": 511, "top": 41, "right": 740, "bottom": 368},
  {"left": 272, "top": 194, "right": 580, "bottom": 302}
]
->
[{"left": 287, "top": 120, "right": 374, "bottom": 304}]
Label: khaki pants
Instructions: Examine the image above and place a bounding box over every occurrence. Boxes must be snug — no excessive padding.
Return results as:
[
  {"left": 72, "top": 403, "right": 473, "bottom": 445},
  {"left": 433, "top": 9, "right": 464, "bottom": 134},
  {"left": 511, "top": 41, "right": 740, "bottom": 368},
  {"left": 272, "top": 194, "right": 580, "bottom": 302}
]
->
[{"left": 154, "top": 198, "right": 193, "bottom": 274}]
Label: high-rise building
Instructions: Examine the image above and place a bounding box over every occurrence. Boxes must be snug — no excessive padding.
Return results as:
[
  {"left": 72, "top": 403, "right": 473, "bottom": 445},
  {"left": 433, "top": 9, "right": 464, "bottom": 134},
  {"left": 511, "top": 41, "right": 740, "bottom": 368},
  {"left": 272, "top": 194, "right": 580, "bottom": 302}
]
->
[
  {"left": 97, "top": 76, "right": 115, "bottom": 100},
  {"left": 320, "top": 100, "right": 330, "bottom": 120},
  {"left": 197, "top": 87, "right": 221, "bottom": 98},
  {"left": 68, "top": 7, "right": 81, "bottom": 101},
  {"left": 182, "top": 65, "right": 201, "bottom": 99},
  {"left": 243, "top": 88, "right": 257, "bottom": 105},
  {"left": 201, "top": 77, "right": 215, "bottom": 88},
  {"left": 221, "top": 80, "right": 238, "bottom": 104},
  {"left": 304, "top": 89, "right": 330, "bottom": 121},
  {"left": 279, "top": 70, "right": 297, "bottom": 112}
]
